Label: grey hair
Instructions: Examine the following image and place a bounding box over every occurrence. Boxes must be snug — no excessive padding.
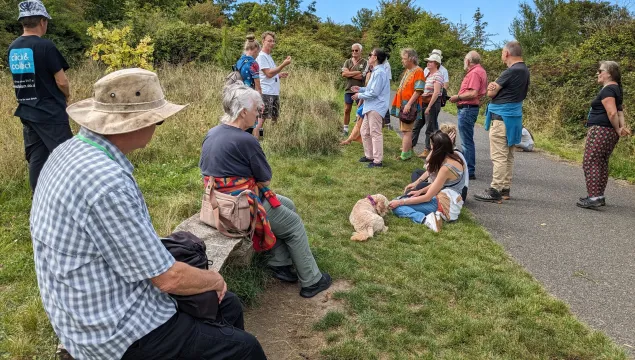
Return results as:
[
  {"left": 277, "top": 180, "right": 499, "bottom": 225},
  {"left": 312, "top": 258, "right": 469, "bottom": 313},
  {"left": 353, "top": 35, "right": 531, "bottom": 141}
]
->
[
  {"left": 600, "top": 60, "right": 621, "bottom": 85},
  {"left": 504, "top": 41, "right": 523, "bottom": 57},
  {"left": 352, "top": 43, "right": 362, "bottom": 51},
  {"left": 465, "top": 50, "right": 481, "bottom": 64},
  {"left": 221, "top": 84, "right": 263, "bottom": 124},
  {"left": 400, "top": 48, "right": 418, "bottom": 66}
]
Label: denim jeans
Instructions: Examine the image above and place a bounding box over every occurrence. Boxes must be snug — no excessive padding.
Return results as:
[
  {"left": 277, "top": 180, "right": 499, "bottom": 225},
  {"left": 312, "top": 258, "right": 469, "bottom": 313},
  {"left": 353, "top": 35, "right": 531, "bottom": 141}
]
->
[
  {"left": 457, "top": 107, "right": 479, "bottom": 177},
  {"left": 392, "top": 197, "right": 439, "bottom": 224}
]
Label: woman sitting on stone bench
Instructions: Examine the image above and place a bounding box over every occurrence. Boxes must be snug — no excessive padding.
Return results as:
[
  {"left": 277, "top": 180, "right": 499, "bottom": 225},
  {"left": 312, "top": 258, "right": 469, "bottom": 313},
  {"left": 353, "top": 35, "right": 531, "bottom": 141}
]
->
[{"left": 199, "top": 84, "right": 331, "bottom": 298}]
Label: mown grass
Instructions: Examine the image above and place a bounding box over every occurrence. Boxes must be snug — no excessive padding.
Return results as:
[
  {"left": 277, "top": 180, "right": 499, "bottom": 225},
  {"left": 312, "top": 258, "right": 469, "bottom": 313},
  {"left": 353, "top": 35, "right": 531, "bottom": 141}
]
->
[{"left": 0, "top": 64, "right": 628, "bottom": 359}]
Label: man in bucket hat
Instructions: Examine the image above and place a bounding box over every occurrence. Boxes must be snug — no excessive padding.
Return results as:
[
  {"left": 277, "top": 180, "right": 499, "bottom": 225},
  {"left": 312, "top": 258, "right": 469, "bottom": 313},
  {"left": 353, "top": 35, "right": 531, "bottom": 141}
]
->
[
  {"left": 30, "top": 68, "right": 267, "bottom": 360},
  {"left": 9, "top": 0, "right": 72, "bottom": 191}
]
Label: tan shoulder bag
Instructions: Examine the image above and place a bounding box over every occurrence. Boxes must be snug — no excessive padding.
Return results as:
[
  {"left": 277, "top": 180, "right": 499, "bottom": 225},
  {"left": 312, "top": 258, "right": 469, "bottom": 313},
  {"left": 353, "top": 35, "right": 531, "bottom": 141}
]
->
[{"left": 200, "top": 180, "right": 257, "bottom": 239}]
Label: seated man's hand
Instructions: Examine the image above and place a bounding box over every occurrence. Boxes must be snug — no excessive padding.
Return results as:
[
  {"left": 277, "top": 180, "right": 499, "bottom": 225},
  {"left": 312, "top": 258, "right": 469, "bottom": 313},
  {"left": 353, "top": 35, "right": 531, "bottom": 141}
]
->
[{"left": 217, "top": 280, "right": 227, "bottom": 303}]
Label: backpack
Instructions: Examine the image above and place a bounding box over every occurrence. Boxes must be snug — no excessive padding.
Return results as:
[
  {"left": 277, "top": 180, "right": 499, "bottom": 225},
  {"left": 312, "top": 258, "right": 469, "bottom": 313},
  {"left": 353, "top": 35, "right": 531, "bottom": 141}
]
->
[
  {"left": 161, "top": 231, "right": 219, "bottom": 320},
  {"left": 225, "top": 58, "right": 251, "bottom": 87}
]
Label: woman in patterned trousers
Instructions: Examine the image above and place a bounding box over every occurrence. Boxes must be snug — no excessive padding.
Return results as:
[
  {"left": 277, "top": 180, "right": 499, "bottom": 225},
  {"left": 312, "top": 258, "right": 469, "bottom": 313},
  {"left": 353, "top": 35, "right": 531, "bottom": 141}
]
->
[{"left": 578, "top": 61, "right": 631, "bottom": 209}]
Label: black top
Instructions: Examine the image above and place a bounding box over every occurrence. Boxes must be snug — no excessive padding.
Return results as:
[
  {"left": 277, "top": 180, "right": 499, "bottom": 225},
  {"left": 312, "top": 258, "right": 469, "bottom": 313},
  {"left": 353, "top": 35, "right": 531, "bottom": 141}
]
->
[
  {"left": 587, "top": 84, "right": 623, "bottom": 128},
  {"left": 491, "top": 62, "right": 530, "bottom": 104},
  {"left": 8, "top": 35, "right": 69, "bottom": 123},
  {"left": 199, "top": 124, "right": 272, "bottom": 182}
]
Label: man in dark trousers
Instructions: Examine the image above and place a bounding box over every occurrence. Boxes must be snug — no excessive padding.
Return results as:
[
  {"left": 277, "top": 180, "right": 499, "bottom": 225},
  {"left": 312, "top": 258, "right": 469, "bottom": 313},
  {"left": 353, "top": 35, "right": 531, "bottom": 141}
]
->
[{"left": 8, "top": 0, "right": 71, "bottom": 191}]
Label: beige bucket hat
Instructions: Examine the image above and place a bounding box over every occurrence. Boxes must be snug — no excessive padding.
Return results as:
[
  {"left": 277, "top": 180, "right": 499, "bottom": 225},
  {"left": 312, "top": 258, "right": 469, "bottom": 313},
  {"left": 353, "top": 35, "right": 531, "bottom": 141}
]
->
[
  {"left": 67, "top": 68, "right": 187, "bottom": 135},
  {"left": 424, "top": 53, "right": 443, "bottom": 64}
]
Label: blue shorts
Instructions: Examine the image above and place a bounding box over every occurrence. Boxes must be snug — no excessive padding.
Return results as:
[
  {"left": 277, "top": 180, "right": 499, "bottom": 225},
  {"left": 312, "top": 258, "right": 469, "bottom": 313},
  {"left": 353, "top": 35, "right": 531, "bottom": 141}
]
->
[{"left": 344, "top": 93, "right": 360, "bottom": 105}]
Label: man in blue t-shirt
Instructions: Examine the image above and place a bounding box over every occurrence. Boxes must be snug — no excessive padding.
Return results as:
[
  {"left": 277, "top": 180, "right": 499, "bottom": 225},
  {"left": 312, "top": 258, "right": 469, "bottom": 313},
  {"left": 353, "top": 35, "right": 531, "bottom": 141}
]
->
[{"left": 8, "top": 1, "right": 72, "bottom": 191}]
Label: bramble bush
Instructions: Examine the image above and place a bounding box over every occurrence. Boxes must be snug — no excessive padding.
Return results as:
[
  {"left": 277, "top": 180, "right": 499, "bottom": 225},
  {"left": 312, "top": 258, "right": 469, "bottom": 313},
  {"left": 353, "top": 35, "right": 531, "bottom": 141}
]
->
[{"left": 86, "top": 21, "right": 154, "bottom": 73}]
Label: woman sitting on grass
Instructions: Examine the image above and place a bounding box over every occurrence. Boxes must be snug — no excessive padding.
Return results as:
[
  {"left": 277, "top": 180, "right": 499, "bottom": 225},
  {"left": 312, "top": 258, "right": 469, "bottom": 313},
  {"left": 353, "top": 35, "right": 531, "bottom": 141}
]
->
[
  {"left": 409, "top": 123, "right": 469, "bottom": 200},
  {"left": 389, "top": 131, "right": 467, "bottom": 224},
  {"left": 199, "top": 84, "right": 331, "bottom": 298}
]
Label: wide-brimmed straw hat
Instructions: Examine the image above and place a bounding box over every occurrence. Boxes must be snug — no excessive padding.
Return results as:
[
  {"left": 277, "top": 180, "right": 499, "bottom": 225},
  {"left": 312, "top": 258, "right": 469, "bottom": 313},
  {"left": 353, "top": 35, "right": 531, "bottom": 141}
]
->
[
  {"left": 424, "top": 53, "right": 443, "bottom": 64},
  {"left": 67, "top": 68, "right": 187, "bottom": 135}
]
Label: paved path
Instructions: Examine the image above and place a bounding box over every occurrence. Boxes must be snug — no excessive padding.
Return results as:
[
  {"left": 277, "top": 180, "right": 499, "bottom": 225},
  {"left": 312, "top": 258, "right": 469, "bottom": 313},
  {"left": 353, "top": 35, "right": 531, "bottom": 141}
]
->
[{"left": 390, "top": 110, "right": 635, "bottom": 355}]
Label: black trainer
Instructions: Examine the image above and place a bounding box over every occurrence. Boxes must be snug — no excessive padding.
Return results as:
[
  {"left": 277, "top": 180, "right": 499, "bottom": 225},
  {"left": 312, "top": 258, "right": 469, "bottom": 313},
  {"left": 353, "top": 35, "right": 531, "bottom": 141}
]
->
[
  {"left": 359, "top": 156, "right": 373, "bottom": 163},
  {"left": 300, "top": 273, "right": 332, "bottom": 298},
  {"left": 269, "top": 265, "right": 298, "bottom": 283},
  {"left": 474, "top": 188, "right": 503, "bottom": 203},
  {"left": 368, "top": 162, "right": 383, "bottom": 168},
  {"left": 579, "top": 196, "right": 605, "bottom": 206},
  {"left": 501, "top": 188, "right": 511, "bottom": 200},
  {"left": 577, "top": 197, "right": 603, "bottom": 209}
]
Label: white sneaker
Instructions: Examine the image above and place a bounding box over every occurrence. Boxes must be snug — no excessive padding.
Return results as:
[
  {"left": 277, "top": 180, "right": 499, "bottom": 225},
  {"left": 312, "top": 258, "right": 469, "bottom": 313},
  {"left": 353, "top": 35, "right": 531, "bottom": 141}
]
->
[{"left": 423, "top": 212, "right": 443, "bottom": 232}]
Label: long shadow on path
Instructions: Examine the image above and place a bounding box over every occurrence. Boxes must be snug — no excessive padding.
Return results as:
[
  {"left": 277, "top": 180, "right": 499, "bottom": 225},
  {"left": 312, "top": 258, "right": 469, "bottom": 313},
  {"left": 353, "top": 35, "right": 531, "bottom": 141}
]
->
[{"left": 392, "top": 110, "right": 635, "bottom": 354}]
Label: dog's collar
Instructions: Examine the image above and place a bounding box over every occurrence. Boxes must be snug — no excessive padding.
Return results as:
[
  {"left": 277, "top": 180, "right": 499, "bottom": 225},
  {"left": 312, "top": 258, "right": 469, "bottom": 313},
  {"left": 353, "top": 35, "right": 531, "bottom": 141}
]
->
[{"left": 367, "top": 195, "right": 377, "bottom": 207}]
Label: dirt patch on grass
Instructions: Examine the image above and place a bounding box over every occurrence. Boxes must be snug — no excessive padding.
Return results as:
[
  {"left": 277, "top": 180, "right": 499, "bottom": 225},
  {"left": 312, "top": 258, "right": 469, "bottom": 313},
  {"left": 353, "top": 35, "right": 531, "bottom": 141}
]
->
[{"left": 244, "top": 279, "right": 353, "bottom": 360}]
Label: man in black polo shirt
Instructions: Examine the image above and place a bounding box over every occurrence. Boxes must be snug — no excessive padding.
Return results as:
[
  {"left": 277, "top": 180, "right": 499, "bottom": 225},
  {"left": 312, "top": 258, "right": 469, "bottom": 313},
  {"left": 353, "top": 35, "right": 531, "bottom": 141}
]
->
[
  {"left": 9, "top": 0, "right": 71, "bottom": 191},
  {"left": 474, "top": 41, "right": 530, "bottom": 203}
]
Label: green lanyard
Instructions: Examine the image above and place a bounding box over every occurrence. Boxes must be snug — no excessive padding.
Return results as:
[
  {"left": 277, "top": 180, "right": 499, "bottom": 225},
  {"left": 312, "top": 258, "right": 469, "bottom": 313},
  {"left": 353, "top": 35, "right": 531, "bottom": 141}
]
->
[{"left": 75, "top": 134, "right": 115, "bottom": 161}]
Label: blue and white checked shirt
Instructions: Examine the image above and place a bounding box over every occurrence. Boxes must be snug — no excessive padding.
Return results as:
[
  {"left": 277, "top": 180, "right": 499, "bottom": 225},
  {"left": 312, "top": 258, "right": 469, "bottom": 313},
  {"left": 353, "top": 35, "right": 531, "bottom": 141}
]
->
[
  {"left": 30, "top": 127, "right": 176, "bottom": 360},
  {"left": 358, "top": 62, "right": 391, "bottom": 116}
]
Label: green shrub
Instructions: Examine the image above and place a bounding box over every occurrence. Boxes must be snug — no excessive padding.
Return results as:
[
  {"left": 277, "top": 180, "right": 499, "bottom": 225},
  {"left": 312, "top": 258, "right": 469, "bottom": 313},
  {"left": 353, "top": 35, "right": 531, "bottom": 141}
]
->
[
  {"left": 86, "top": 22, "right": 154, "bottom": 73},
  {"left": 275, "top": 33, "right": 345, "bottom": 73},
  {"left": 153, "top": 22, "right": 242, "bottom": 64}
]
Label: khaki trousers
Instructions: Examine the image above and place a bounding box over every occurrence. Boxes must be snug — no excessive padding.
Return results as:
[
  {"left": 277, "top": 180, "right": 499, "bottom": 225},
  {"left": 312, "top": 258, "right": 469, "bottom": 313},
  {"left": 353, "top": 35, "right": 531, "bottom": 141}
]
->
[
  {"left": 489, "top": 120, "right": 515, "bottom": 191},
  {"left": 361, "top": 110, "right": 384, "bottom": 163},
  {"left": 263, "top": 195, "right": 322, "bottom": 287}
]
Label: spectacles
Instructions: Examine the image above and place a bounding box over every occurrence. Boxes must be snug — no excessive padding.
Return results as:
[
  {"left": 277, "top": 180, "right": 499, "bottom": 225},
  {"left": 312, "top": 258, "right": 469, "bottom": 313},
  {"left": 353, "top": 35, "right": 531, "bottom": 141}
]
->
[
  {"left": 352, "top": 49, "right": 360, "bottom": 52},
  {"left": 597, "top": 69, "right": 606, "bottom": 73}
]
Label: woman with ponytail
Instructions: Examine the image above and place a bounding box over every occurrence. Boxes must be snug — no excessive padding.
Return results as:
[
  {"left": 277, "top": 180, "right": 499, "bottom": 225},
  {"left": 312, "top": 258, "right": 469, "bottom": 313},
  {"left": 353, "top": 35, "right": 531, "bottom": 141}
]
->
[
  {"left": 236, "top": 34, "right": 263, "bottom": 137},
  {"left": 578, "top": 61, "right": 631, "bottom": 208}
]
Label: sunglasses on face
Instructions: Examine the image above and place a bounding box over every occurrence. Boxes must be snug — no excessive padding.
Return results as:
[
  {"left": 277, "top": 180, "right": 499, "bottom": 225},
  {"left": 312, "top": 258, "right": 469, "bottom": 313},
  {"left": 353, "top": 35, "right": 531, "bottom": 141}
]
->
[{"left": 352, "top": 49, "right": 360, "bottom": 52}]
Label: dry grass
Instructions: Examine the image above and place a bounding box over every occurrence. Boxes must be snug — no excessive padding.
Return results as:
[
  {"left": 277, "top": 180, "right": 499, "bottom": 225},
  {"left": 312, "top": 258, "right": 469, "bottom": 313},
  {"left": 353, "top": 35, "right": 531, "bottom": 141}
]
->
[{"left": 0, "top": 62, "right": 341, "bottom": 186}]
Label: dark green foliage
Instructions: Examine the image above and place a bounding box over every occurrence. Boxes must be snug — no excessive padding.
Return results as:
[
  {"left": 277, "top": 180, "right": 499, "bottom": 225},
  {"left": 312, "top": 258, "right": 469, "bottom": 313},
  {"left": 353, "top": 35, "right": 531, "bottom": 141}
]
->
[
  {"left": 511, "top": 0, "right": 631, "bottom": 56},
  {"left": 366, "top": 0, "right": 421, "bottom": 52},
  {"left": 152, "top": 22, "right": 242, "bottom": 64}
]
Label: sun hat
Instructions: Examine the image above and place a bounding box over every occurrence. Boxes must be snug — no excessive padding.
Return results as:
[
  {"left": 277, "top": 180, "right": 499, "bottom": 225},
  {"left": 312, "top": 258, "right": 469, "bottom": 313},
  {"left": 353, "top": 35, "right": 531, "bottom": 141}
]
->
[
  {"left": 430, "top": 49, "right": 443, "bottom": 57},
  {"left": 18, "top": 0, "right": 51, "bottom": 20},
  {"left": 424, "top": 53, "right": 443, "bottom": 64},
  {"left": 67, "top": 68, "right": 188, "bottom": 135}
]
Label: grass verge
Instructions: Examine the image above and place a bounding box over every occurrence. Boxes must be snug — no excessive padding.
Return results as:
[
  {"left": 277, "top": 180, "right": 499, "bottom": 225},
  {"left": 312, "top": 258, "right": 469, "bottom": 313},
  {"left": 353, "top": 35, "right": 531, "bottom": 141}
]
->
[{"left": 0, "top": 64, "right": 627, "bottom": 359}]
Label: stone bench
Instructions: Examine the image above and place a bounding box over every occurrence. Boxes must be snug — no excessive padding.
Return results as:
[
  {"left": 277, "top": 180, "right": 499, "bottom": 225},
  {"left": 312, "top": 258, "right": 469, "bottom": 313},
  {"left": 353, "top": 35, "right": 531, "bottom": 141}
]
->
[{"left": 173, "top": 212, "right": 253, "bottom": 271}]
